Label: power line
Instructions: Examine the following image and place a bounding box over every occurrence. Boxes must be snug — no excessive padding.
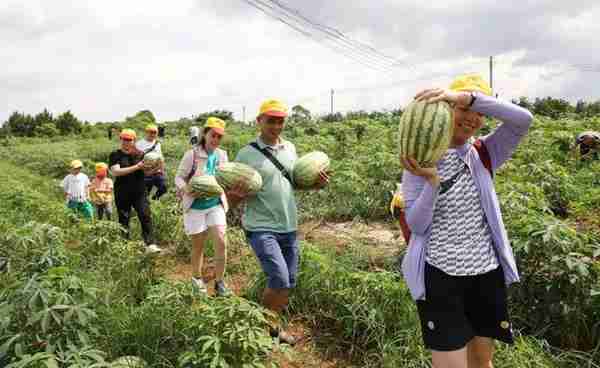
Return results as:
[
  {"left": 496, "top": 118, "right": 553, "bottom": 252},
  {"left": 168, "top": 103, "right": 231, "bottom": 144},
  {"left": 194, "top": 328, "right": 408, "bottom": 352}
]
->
[
  {"left": 242, "top": 0, "right": 391, "bottom": 72},
  {"left": 241, "top": 0, "right": 407, "bottom": 72},
  {"left": 247, "top": 0, "right": 398, "bottom": 71},
  {"left": 267, "top": 0, "right": 404, "bottom": 65}
]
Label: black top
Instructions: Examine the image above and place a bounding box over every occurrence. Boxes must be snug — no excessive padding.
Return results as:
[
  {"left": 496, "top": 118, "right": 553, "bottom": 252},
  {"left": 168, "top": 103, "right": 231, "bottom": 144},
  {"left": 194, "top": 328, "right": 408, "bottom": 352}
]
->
[{"left": 109, "top": 149, "right": 145, "bottom": 194}]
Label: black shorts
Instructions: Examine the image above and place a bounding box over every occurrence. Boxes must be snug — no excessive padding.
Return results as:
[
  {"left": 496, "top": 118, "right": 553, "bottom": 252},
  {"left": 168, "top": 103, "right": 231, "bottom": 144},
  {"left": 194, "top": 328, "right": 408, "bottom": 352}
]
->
[{"left": 416, "top": 263, "right": 514, "bottom": 351}]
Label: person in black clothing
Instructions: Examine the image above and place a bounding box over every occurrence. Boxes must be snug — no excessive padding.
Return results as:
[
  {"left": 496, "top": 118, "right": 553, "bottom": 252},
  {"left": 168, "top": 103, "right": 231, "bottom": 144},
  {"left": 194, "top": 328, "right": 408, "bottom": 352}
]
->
[
  {"left": 108, "top": 127, "right": 112, "bottom": 140},
  {"left": 109, "top": 128, "right": 162, "bottom": 254},
  {"left": 158, "top": 125, "right": 165, "bottom": 138}
]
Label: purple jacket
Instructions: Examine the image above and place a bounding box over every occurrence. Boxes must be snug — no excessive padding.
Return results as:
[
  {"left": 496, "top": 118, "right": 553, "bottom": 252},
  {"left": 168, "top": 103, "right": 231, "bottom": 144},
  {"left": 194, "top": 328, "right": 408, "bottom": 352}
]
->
[{"left": 401, "top": 93, "right": 533, "bottom": 301}]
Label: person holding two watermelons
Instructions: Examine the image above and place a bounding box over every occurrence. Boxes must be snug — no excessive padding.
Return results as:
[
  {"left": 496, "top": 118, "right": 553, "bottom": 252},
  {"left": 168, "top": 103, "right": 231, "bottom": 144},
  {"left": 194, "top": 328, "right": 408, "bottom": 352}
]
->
[
  {"left": 109, "top": 129, "right": 161, "bottom": 254},
  {"left": 135, "top": 124, "right": 167, "bottom": 200},
  {"left": 61, "top": 159, "right": 94, "bottom": 219},
  {"left": 228, "top": 99, "right": 329, "bottom": 345},
  {"left": 399, "top": 75, "right": 533, "bottom": 368},
  {"left": 175, "top": 117, "right": 232, "bottom": 297}
]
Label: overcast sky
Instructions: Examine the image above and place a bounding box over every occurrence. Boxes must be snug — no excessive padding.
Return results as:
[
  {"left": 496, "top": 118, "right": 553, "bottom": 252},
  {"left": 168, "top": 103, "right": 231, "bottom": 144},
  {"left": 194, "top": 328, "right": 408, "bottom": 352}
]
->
[{"left": 2, "top": 0, "right": 599, "bottom": 123}]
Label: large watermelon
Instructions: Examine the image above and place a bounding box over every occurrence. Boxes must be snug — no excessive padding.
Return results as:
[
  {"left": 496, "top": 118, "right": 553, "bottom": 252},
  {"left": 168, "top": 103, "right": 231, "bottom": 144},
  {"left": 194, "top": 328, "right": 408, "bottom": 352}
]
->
[
  {"left": 187, "top": 175, "right": 224, "bottom": 198},
  {"left": 143, "top": 151, "right": 163, "bottom": 171},
  {"left": 215, "top": 162, "right": 263, "bottom": 195},
  {"left": 398, "top": 100, "right": 453, "bottom": 168},
  {"left": 112, "top": 356, "right": 147, "bottom": 368},
  {"left": 292, "top": 151, "right": 330, "bottom": 189}
]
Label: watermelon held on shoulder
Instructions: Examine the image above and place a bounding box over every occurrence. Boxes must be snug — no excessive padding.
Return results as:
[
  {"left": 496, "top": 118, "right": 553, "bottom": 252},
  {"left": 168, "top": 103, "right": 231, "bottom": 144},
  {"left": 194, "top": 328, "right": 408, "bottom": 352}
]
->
[
  {"left": 398, "top": 100, "right": 453, "bottom": 168},
  {"left": 292, "top": 151, "right": 330, "bottom": 189},
  {"left": 215, "top": 162, "right": 263, "bottom": 195},
  {"left": 187, "top": 175, "right": 224, "bottom": 198}
]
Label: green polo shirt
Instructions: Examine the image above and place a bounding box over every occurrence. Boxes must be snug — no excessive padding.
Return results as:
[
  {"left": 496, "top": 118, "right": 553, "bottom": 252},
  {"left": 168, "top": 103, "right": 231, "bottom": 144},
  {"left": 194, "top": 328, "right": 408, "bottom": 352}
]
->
[{"left": 235, "top": 137, "right": 298, "bottom": 233}]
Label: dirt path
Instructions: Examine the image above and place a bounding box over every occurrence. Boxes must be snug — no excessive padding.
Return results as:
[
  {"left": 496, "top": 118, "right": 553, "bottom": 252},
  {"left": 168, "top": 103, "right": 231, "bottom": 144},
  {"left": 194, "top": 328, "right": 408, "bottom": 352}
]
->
[{"left": 158, "top": 220, "right": 401, "bottom": 367}]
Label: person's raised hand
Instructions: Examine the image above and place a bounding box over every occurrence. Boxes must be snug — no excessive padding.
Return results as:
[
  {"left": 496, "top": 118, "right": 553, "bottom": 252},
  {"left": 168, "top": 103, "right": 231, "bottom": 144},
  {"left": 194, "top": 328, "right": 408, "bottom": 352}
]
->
[
  {"left": 400, "top": 156, "right": 440, "bottom": 187},
  {"left": 414, "top": 88, "right": 471, "bottom": 108}
]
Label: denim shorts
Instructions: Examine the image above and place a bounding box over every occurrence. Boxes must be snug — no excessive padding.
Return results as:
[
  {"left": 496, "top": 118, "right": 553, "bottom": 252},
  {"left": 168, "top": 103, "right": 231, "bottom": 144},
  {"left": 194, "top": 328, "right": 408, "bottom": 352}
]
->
[{"left": 245, "top": 231, "right": 299, "bottom": 289}]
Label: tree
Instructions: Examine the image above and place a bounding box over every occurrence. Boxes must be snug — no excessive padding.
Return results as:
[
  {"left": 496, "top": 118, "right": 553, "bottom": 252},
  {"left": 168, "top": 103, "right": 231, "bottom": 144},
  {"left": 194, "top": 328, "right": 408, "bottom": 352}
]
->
[
  {"left": 289, "top": 105, "right": 311, "bottom": 123},
  {"left": 532, "top": 97, "right": 573, "bottom": 119},
  {"left": 33, "top": 109, "right": 53, "bottom": 135},
  {"left": 55, "top": 110, "right": 82, "bottom": 135},
  {"left": 125, "top": 110, "right": 156, "bottom": 127},
  {"left": 575, "top": 100, "right": 587, "bottom": 115},
  {"left": 35, "top": 122, "right": 59, "bottom": 137},
  {"left": 513, "top": 97, "right": 533, "bottom": 110},
  {"left": 194, "top": 110, "right": 234, "bottom": 123},
  {"left": 322, "top": 112, "right": 343, "bottom": 123},
  {"left": 4, "top": 111, "right": 36, "bottom": 136}
]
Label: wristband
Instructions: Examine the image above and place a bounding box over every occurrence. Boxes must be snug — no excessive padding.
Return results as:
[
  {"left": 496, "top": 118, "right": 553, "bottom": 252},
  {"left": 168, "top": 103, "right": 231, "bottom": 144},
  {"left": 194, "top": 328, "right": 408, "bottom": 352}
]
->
[{"left": 468, "top": 92, "right": 477, "bottom": 108}]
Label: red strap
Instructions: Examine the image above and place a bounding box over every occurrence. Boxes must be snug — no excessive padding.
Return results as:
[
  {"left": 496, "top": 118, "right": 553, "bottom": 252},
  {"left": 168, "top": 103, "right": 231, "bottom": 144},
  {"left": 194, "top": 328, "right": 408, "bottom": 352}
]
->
[
  {"left": 397, "top": 139, "right": 493, "bottom": 244},
  {"left": 473, "top": 139, "right": 493, "bottom": 176},
  {"left": 399, "top": 213, "right": 411, "bottom": 244}
]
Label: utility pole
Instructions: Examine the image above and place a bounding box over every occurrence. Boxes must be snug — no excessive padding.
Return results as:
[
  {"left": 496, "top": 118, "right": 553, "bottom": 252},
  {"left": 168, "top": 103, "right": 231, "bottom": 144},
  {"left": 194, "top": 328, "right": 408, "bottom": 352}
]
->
[
  {"left": 242, "top": 106, "right": 246, "bottom": 124},
  {"left": 330, "top": 89, "right": 334, "bottom": 115},
  {"left": 489, "top": 56, "right": 494, "bottom": 95}
]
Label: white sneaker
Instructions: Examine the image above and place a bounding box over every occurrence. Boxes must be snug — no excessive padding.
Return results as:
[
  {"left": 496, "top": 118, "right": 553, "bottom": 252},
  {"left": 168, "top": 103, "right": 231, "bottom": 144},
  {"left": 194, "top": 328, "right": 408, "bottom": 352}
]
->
[
  {"left": 145, "top": 244, "right": 162, "bottom": 254},
  {"left": 191, "top": 277, "right": 207, "bottom": 294}
]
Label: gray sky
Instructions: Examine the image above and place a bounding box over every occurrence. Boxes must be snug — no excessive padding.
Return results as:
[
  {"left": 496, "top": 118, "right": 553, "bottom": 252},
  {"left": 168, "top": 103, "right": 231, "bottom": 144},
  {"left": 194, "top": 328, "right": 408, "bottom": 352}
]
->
[{"left": 1, "top": 0, "right": 599, "bottom": 122}]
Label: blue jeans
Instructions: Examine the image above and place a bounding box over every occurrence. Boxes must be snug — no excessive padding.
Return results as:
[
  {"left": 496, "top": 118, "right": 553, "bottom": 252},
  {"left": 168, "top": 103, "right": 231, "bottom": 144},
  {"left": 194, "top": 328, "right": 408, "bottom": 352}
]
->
[
  {"left": 246, "top": 231, "right": 299, "bottom": 289},
  {"left": 144, "top": 174, "right": 167, "bottom": 199}
]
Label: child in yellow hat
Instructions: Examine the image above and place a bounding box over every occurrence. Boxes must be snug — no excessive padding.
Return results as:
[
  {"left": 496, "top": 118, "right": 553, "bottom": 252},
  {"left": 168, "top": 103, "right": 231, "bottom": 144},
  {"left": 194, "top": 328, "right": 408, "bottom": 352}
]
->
[
  {"left": 89, "top": 162, "right": 114, "bottom": 220},
  {"left": 61, "top": 160, "right": 93, "bottom": 219}
]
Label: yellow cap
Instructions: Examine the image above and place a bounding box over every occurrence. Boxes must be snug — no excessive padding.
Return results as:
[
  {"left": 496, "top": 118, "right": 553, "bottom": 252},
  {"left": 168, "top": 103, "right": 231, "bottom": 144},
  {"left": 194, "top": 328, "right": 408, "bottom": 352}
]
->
[
  {"left": 95, "top": 162, "right": 108, "bottom": 172},
  {"left": 449, "top": 74, "right": 492, "bottom": 96},
  {"left": 258, "top": 99, "right": 288, "bottom": 118},
  {"left": 145, "top": 124, "right": 158, "bottom": 132},
  {"left": 119, "top": 129, "right": 137, "bottom": 140},
  {"left": 70, "top": 160, "right": 83, "bottom": 169},
  {"left": 205, "top": 117, "right": 226, "bottom": 135}
]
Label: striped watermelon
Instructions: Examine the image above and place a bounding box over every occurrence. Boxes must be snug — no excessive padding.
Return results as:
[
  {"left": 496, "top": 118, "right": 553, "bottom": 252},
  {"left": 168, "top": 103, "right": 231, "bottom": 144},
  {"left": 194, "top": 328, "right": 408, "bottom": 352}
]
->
[
  {"left": 293, "top": 151, "right": 330, "bottom": 189},
  {"left": 398, "top": 100, "right": 453, "bottom": 167},
  {"left": 112, "top": 356, "right": 147, "bottom": 368},
  {"left": 187, "top": 175, "right": 224, "bottom": 198},
  {"left": 215, "top": 162, "right": 263, "bottom": 195},
  {"left": 143, "top": 151, "right": 163, "bottom": 171}
]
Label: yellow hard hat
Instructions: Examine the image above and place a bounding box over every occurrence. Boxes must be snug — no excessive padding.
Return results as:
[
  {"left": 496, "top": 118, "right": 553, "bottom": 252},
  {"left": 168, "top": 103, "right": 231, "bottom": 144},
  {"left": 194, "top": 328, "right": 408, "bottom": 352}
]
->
[
  {"left": 70, "top": 160, "right": 83, "bottom": 169},
  {"left": 258, "top": 99, "right": 288, "bottom": 118},
  {"left": 145, "top": 124, "right": 158, "bottom": 132},
  {"left": 95, "top": 162, "right": 108, "bottom": 172},
  {"left": 204, "top": 117, "right": 226, "bottom": 135},
  {"left": 119, "top": 128, "right": 137, "bottom": 140},
  {"left": 449, "top": 74, "right": 492, "bottom": 96}
]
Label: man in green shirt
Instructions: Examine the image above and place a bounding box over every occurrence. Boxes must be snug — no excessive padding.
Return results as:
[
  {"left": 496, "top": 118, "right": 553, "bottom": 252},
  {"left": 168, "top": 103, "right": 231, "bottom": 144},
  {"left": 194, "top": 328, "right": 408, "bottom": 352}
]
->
[{"left": 229, "top": 99, "right": 329, "bottom": 345}]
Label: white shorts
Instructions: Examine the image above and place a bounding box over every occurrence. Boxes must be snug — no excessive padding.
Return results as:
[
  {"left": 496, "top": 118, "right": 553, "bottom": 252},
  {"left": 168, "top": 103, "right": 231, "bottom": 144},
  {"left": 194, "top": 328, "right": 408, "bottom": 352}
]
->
[{"left": 183, "top": 205, "right": 226, "bottom": 235}]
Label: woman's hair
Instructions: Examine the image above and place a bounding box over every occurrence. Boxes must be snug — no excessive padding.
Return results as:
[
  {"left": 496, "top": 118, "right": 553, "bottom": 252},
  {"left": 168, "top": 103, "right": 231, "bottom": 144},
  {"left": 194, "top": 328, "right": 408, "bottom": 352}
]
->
[{"left": 198, "top": 127, "right": 212, "bottom": 149}]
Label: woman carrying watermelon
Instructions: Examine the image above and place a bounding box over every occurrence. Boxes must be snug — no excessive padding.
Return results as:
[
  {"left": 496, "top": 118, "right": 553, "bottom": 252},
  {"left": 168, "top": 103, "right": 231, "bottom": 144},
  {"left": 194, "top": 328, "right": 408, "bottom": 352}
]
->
[
  {"left": 175, "top": 117, "right": 232, "bottom": 297},
  {"left": 399, "top": 75, "right": 533, "bottom": 368}
]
